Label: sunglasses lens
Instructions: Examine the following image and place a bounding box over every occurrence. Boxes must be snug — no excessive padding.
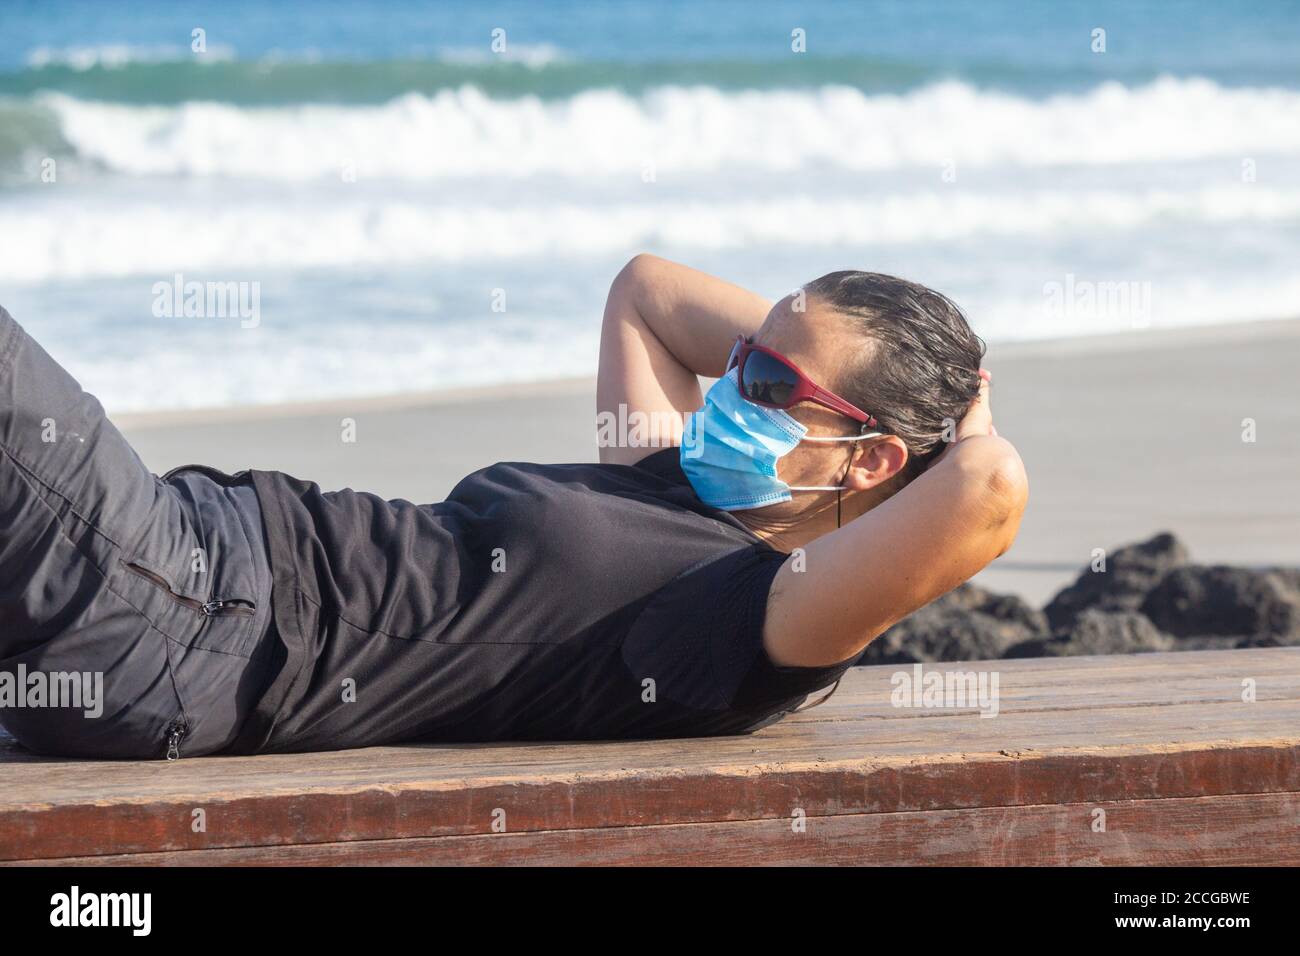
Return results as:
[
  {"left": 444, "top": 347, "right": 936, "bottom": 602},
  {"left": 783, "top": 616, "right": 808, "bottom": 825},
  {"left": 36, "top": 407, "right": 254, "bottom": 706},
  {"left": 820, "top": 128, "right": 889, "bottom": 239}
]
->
[{"left": 739, "top": 349, "right": 800, "bottom": 406}]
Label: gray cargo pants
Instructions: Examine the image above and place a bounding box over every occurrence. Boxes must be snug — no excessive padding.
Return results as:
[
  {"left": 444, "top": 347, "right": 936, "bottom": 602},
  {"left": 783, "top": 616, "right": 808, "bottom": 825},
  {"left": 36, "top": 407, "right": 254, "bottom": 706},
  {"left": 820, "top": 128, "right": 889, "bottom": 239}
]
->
[{"left": 0, "top": 305, "right": 277, "bottom": 759}]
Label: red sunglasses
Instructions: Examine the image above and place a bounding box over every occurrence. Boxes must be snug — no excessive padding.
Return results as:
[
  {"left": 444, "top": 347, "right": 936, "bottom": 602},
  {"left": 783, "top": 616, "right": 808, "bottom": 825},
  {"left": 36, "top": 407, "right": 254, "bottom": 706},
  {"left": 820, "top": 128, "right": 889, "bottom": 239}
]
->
[{"left": 726, "top": 335, "right": 878, "bottom": 428}]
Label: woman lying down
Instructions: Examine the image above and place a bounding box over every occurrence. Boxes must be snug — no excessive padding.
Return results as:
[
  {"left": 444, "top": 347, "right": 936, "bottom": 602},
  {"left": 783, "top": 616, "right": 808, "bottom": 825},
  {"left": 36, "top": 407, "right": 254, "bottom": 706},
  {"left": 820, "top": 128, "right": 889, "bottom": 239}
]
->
[{"left": 0, "top": 255, "right": 1026, "bottom": 758}]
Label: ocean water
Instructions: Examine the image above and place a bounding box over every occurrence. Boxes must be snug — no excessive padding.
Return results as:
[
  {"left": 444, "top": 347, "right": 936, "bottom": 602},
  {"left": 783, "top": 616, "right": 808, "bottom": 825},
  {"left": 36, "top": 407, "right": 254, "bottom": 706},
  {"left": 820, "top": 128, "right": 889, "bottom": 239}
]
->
[{"left": 1, "top": 0, "right": 1298, "bottom": 412}]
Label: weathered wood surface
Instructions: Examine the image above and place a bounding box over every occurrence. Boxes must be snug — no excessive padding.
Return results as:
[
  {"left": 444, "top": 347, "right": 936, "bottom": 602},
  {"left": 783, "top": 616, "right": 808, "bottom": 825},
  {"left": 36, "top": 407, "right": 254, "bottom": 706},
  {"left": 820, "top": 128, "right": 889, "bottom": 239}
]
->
[
  {"left": 26, "top": 793, "right": 1300, "bottom": 867},
  {"left": 2, "top": 647, "right": 1298, "bottom": 865}
]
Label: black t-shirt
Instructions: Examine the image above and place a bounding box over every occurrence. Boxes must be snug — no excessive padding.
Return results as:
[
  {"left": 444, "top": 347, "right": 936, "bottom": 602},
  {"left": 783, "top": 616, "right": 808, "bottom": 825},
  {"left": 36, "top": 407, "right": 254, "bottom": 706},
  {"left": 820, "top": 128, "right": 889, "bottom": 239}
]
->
[{"left": 234, "top": 449, "right": 854, "bottom": 752}]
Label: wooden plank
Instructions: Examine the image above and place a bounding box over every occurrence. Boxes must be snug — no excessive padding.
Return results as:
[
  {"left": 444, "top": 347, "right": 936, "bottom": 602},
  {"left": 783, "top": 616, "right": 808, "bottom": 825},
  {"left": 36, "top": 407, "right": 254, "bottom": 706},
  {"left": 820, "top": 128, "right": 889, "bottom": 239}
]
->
[
  {"left": 4, "top": 739, "right": 1298, "bottom": 862},
  {"left": 2, "top": 647, "right": 1298, "bottom": 862},
  {"left": 16, "top": 791, "right": 1300, "bottom": 867}
]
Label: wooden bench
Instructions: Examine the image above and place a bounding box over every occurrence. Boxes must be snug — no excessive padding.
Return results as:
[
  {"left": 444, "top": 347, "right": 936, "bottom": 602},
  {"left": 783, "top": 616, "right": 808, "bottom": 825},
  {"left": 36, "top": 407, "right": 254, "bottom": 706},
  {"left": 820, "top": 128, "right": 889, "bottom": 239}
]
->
[{"left": 3, "top": 647, "right": 1298, "bottom": 865}]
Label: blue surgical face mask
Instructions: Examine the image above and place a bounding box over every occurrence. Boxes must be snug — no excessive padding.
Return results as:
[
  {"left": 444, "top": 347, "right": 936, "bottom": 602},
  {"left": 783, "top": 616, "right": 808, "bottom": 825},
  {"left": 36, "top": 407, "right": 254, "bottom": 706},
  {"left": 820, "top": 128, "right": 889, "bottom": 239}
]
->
[{"left": 680, "top": 369, "right": 881, "bottom": 511}]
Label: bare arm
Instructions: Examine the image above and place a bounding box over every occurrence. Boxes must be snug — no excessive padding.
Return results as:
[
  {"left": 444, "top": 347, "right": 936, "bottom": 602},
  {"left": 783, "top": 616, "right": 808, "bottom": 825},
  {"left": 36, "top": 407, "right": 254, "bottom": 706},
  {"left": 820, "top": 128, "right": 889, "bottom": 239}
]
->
[
  {"left": 597, "top": 254, "right": 772, "bottom": 465},
  {"left": 763, "top": 382, "right": 1029, "bottom": 668}
]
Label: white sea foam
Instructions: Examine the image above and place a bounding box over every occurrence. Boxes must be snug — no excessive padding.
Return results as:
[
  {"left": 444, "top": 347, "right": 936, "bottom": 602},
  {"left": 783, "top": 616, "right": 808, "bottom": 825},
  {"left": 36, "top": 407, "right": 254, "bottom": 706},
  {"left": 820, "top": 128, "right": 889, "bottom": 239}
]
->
[
  {"left": 24, "top": 44, "right": 237, "bottom": 70},
  {"left": 3, "top": 183, "right": 1297, "bottom": 283},
  {"left": 433, "top": 42, "right": 568, "bottom": 67},
  {"left": 40, "top": 77, "right": 1300, "bottom": 181}
]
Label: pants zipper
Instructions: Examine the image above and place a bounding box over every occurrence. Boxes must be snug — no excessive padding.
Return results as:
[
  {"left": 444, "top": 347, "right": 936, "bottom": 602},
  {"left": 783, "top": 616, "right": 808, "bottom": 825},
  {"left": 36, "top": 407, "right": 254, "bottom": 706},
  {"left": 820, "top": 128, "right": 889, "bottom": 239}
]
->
[
  {"left": 123, "top": 560, "right": 256, "bottom": 617},
  {"left": 125, "top": 561, "right": 254, "bottom": 760},
  {"left": 165, "top": 718, "right": 188, "bottom": 760}
]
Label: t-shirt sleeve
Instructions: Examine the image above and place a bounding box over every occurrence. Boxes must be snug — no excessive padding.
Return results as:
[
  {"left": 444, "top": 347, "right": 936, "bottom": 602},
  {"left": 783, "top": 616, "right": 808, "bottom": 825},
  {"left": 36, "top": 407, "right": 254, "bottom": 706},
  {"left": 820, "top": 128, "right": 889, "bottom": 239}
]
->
[{"left": 620, "top": 544, "right": 858, "bottom": 717}]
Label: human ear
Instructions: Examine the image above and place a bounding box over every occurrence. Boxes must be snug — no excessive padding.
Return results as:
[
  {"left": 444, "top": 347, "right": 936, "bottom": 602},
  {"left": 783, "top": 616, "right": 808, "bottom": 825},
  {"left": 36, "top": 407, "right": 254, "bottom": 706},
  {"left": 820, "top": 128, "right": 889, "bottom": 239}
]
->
[{"left": 844, "top": 436, "right": 909, "bottom": 490}]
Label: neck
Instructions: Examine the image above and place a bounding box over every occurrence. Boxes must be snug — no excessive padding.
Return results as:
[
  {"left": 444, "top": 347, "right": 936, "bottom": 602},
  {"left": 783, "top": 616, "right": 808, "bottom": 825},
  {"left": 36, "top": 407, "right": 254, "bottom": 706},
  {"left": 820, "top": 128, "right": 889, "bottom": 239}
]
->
[{"left": 734, "top": 492, "right": 846, "bottom": 553}]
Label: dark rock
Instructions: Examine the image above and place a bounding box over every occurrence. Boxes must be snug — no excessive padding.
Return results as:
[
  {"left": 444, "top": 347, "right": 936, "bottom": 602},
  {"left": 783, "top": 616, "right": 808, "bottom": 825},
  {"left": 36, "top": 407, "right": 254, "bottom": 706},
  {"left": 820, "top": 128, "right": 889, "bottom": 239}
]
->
[
  {"left": 860, "top": 534, "right": 1299, "bottom": 666},
  {"left": 1044, "top": 532, "right": 1189, "bottom": 631},
  {"left": 1272, "top": 568, "right": 1300, "bottom": 592},
  {"left": 1003, "top": 610, "right": 1174, "bottom": 658},
  {"left": 1140, "top": 565, "right": 1300, "bottom": 644},
  {"left": 864, "top": 582, "right": 1048, "bottom": 664}
]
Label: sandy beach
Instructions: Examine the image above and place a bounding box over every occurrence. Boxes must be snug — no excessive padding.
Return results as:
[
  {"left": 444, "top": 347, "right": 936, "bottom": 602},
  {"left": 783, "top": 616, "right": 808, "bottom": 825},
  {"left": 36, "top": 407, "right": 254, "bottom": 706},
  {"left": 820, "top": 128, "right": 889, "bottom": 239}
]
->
[{"left": 116, "top": 316, "right": 1300, "bottom": 606}]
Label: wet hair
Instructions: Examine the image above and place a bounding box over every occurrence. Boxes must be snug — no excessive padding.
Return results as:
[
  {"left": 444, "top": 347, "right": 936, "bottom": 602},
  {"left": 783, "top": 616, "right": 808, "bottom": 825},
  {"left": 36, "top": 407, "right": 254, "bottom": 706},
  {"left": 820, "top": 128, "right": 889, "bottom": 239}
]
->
[{"left": 803, "top": 270, "right": 986, "bottom": 484}]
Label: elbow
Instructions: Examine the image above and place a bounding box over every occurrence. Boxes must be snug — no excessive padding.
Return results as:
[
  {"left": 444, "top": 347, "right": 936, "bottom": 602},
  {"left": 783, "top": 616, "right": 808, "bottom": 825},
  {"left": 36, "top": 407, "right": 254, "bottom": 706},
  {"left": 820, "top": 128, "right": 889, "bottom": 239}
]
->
[
  {"left": 984, "top": 439, "right": 1029, "bottom": 512},
  {"left": 622, "top": 252, "right": 661, "bottom": 273},
  {"left": 611, "top": 253, "right": 662, "bottom": 295},
  {"left": 983, "top": 439, "right": 1029, "bottom": 552},
  {"left": 953, "top": 436, "right": 1029, "bottom": 549},
  {"left": 604, "top": 254, "right": 661, "bottom": 325}
]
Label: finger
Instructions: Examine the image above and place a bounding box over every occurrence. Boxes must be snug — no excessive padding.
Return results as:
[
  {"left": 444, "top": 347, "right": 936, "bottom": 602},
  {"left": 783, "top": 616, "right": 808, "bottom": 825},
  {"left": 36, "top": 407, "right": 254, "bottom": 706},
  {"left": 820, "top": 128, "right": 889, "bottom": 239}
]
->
[{"left": 956, "top": 379, "right": 993, "bottom": 438}]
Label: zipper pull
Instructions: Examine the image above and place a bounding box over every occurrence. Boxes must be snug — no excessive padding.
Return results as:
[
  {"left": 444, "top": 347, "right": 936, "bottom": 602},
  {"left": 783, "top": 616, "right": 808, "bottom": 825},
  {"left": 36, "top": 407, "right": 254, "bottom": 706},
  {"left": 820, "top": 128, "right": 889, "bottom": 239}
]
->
[
  {"left": 165, "top": 720, "right": 188, "bottom": 760},
  {"left": 201, "top": 600, "right": 227, "bottom": 616}
]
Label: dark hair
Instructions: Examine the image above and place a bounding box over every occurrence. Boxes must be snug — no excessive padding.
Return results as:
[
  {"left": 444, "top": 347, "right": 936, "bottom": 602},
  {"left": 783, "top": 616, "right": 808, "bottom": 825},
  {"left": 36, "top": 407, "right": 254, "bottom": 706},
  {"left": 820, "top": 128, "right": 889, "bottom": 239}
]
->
[{"left": 803, "top": 270, "right": 985, "bottom": 484}]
